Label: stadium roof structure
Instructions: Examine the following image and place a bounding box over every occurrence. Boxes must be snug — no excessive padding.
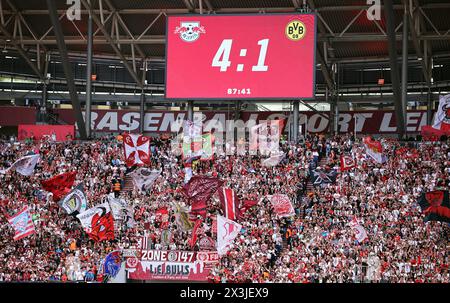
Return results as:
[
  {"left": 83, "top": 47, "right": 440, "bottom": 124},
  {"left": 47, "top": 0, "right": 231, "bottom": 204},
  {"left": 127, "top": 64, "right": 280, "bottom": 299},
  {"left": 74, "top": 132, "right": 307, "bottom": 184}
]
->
[
  {"left": 1, "top": 0, "right": 450, "bottom": 60},
  {"left": 0, "top": 0, "right": 450, "bottom": 138}
]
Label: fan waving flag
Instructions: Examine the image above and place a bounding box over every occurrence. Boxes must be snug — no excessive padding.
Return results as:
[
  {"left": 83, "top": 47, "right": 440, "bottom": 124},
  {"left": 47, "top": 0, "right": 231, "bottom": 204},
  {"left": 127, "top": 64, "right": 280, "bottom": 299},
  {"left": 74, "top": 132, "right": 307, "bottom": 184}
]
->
[
  {"left": 122, "top": 133, "right": 151, "bottom": 167},
  {"left": 58, "top": 183, "right": 88, "bottom": 215},
  {"left": 0, "top": 154, "right": 40, "bottom": 176},
  {"left": 350, "top": 217, "right": 368, "bottom": 243},
  {"left": 189, "top": 219, "right": 203, "bottom": 249},
  {"left": 262, "top": 152, "right": 285, "bottom": 167},
  {"left": 102, "top": 250, "right": 122, "bottom": 278},
  {"left": 107, "top": 193, "right": 135, "bottom": 228},
  {"left": 172, "top": 202, "right": 194, "bottom": 231},
  {"left": 340, "top": 155, "right": 355, "bottom": 171},
  {"left": 76, "top": 202, "right": 115, "bottom": 242},
  {"left": 218, "top": 187, "right": 240, "bottom": 221},
  {"left": 269, "top": 194, "right": 295, "bottom": 218},
  {"left": 240, "top": 199, "right": 258, "bottom": 214},
  {"left": 128, "top": 168, "right": 160, "bottom": 193},
  {"left": 7, "top": 206, "right": 36, "bottom": 241},
  {"left": 217, "top": 215, "right": 242, "bottom": 256},
  {"left": 182, "top": 176, "right": 223, "bottom": 218},
  {"left": 432, "top": 94, "right": 450, "bottom": 132},
  {"left": 41, "top": 171, "right": 77, "bottom": 201},
  {"left": 310, "top": 169, "right": 337, "bottom": 186},
  {"left": 418, "top": 190, "right": 450, "bottom": 223},
  {"left": 363, "top": 137, "right": 387, "bottom": 164}
]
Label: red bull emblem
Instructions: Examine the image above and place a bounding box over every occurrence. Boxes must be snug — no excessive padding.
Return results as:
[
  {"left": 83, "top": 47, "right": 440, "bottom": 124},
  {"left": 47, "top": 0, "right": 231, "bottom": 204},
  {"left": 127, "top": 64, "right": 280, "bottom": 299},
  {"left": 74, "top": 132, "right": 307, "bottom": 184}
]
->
[
  {"left": 222, "top": 222, "right": 235, "bottom": 240},
  {"left": 174, "top": 21, "right": 206, "bottom": 42}
]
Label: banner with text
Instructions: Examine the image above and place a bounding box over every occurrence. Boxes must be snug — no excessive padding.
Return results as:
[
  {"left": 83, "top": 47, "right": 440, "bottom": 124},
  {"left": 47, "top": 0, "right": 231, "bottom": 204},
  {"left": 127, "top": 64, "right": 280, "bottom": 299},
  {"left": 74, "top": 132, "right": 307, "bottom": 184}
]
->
[
  {"left": 0, "top": 107, "right": 435, "bottom": 135},
  {"left": 125, "top": 249, "right": 219, "bottom": 281}
]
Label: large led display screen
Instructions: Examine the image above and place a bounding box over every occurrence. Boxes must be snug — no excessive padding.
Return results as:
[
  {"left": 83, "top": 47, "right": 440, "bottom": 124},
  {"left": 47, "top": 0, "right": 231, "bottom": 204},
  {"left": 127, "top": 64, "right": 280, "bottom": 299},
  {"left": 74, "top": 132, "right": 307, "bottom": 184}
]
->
[{"left": 165, "top": 14, "right": 317, "bottom": 99}]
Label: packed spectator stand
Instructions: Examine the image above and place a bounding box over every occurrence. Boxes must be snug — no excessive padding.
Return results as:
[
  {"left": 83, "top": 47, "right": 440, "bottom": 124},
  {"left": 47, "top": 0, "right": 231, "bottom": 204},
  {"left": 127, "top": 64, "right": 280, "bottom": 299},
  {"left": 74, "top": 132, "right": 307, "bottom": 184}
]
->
[{"left": 0, "top": 133, "right": 448, "bottom": 283}]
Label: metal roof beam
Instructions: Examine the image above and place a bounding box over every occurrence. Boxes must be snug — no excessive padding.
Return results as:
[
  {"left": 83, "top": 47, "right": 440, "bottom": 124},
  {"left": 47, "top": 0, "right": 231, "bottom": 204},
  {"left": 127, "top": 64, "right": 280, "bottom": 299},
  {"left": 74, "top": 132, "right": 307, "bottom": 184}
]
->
[
  {"left": 103, "top": 0, "right": 146, "bottom": 59},
  {"left": 407, "top": 0, "right": 431, "bottom": 86},
  {"left": 46, "top": 0, "right": 87, "bottom": 139},
  {"left": 204, "top": 0, "right": 213, "bottom": 12},
  {"left": 316, "top": 51, "right": 334, "bottom": 92},
  {"left": 80, "top": 0, "right": 143, "bottom": 88},
  {"left": 0, "top": 24, "right": 44, "bottom": 81},
  {"left": 299, "top": 100, "right": 329, "bottom": 119},
  {"left": 3, "top": 32, "right": 449, "bottom": 45},
  {"left": 1, "top": 3, "right": 449, "bottom": 15},
  {"left": 384, "top": 0, "right": 405, "bottom": 138},
  {"left": 182, "top": 0, "right": 195, "bottom": 12},
  {"left": 315, "top": 3, "right": 450, "bottom": 11}
]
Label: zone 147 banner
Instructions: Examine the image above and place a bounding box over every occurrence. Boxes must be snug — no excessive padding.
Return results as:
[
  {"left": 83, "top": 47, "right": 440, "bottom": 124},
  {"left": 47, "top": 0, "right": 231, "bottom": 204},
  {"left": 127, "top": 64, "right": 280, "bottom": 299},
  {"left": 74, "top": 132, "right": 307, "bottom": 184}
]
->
[
  {"left": 166, "top": 14, "right": 316, "bottom": 99},
  {"left": 125, "top": 249, "right": 219, "bottom": 281}
]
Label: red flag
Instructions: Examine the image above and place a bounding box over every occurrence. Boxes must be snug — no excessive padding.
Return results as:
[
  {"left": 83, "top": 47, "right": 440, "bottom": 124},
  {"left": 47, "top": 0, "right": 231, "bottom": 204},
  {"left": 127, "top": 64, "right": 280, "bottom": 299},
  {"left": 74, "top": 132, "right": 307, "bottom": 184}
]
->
[
  {"left": 156, "top": 207, "right": 169, "bottom": 229},
  {"left": 76, "top": 203, "right": 115, "bottom": 242},
  {"left": 340, "top": 155, "right": 355, "bottom": 171},
  {"left": 156, "top": 207, "right": 169, "bottom": 222},
  {"left": 218, "top": 187, "right": 240, "bottom": 220},
  {"left": 182, "top": 176, "right": 223, "bottom": 218},
  {"left": 421, "top": 125, "right": 450, "bottom": 141},
  {"left": 122, "top": 133, "right": 151, "bottom": 167},
  {"left": 190, "top": 200, "right": 208, "bottom": 218},
  {"left": 240, "top": 199, "right": 258, "bottom": 214},
  {"left": 270, "top": 194, "right": 295, "bottom": 218},
  {"left": 90, "top": 210, "right": 115, "bottom": 242},
  {"left": 418, "top": 190, "right": 450, "bottom": 223},
  {"left": 189, "top": 219, "right": 203, "bottom": 249},
  {"left": 41, "top": 171, "right": 76, "bottom": 201}
]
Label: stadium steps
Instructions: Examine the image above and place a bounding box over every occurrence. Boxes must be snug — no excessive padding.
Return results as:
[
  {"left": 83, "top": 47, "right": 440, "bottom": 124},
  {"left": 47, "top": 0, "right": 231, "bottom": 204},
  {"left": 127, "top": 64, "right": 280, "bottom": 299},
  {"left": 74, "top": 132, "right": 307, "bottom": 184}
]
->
[
  {"left": 123, "top": 175, "right": 134, "bottom": 192},
  {"left": 282, "top": 237, "right": 288, "bottom": 250}
]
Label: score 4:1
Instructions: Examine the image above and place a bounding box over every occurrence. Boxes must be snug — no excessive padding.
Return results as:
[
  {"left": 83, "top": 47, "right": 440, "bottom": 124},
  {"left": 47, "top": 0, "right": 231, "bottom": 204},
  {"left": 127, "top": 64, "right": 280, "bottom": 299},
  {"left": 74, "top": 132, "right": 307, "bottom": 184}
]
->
[{"left": 212, "top": 39, "right": 269, "bottom": 72}]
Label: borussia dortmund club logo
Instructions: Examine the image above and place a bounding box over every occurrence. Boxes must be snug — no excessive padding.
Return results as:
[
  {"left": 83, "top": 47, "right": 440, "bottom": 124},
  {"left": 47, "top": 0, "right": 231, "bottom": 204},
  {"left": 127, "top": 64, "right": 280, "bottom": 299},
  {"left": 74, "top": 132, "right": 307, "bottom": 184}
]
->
[
  {"left": 285, "top": 20, "right": 306, "bottom": 41},
  {"left": 174, "top": 21, "right": 206, "bottom": 42}
]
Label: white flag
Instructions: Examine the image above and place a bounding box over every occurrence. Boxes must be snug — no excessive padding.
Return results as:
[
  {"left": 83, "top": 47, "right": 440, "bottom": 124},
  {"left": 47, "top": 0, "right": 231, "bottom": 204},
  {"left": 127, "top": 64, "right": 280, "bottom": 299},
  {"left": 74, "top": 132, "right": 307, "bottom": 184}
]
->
[
  {"left": 0, "top": 154, "right": 40, "bottom": 176},
  {"left": 107, "top": 193, "right": 134, "bottom": 227},
  {"left": 432, "top": 94, "right": 450, "bottom": 129},
  {"left": 261, "top": 152, "right": 285, "bottom": 167},
  {"left": 107, "top": 193, "right": 128, "bottom": 220},
  {"left": 129, "top": 168, "right": 160, "bottom": 193},
  {"left": 59, "top": 183, "right": 88, "bottom": 215},
  {"left": 184, "top": 167, "right": 193, "bottom": 184},
  {"left": 76, "top": 202, "right": 112, "bottom": 233},
  {"left": 217, "top": 215, "right": 242, "bottom": 256},
  {"left": 350, "top": 218, "right": 368, "bottom": 243}
]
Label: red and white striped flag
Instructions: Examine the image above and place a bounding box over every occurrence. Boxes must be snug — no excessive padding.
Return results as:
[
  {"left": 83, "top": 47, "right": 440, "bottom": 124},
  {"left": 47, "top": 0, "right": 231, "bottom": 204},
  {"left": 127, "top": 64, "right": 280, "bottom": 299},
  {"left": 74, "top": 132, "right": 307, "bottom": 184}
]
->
[
  {"left": 139, "top": 231, "right": 152, "bottom": 251},
  {"left": 218, "top": 187, "right": 240, "bottom": 221},
  {"left": 7, "top": 206, "right": 36, "bottom": 241}
]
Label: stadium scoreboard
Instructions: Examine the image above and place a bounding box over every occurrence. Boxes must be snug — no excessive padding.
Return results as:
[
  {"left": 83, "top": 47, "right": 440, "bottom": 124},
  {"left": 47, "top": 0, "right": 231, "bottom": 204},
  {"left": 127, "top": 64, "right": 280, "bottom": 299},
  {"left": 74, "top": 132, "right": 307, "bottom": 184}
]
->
[{"left": 165, "top": 14, "right": 317, "bottom": 100}]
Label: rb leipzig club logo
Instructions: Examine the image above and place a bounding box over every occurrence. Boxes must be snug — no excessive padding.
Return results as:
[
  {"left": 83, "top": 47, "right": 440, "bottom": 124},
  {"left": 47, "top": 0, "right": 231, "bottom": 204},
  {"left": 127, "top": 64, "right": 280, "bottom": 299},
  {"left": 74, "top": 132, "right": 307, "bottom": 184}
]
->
[
  {"left": 174, "top": 21, "right": 206, "bottom": 42},
  {"left": 126, "top": 257, "right": 138, "bottom": 268}
]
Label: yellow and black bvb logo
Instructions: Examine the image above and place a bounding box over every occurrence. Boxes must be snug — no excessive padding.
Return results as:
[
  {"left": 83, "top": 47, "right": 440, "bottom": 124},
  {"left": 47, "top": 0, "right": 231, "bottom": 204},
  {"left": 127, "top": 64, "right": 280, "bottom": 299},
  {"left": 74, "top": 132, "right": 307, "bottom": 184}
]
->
[{"left": 285, "top": 20, "right": 306, "bottom": 41}]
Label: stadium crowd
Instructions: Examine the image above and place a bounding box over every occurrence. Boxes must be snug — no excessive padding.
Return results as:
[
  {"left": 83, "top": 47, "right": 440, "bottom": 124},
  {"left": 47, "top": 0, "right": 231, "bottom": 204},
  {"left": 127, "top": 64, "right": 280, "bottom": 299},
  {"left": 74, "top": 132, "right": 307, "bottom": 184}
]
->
[{"left": 0, "top": 132, "right": 448, "bottom": 283}]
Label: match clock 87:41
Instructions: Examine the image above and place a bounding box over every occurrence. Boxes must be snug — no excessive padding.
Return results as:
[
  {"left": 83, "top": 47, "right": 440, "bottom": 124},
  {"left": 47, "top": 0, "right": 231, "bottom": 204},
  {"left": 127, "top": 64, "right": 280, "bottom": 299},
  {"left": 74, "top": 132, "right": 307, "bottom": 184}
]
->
[{"left": 165, "top": 14, "right": 317, "bottom": 100}]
